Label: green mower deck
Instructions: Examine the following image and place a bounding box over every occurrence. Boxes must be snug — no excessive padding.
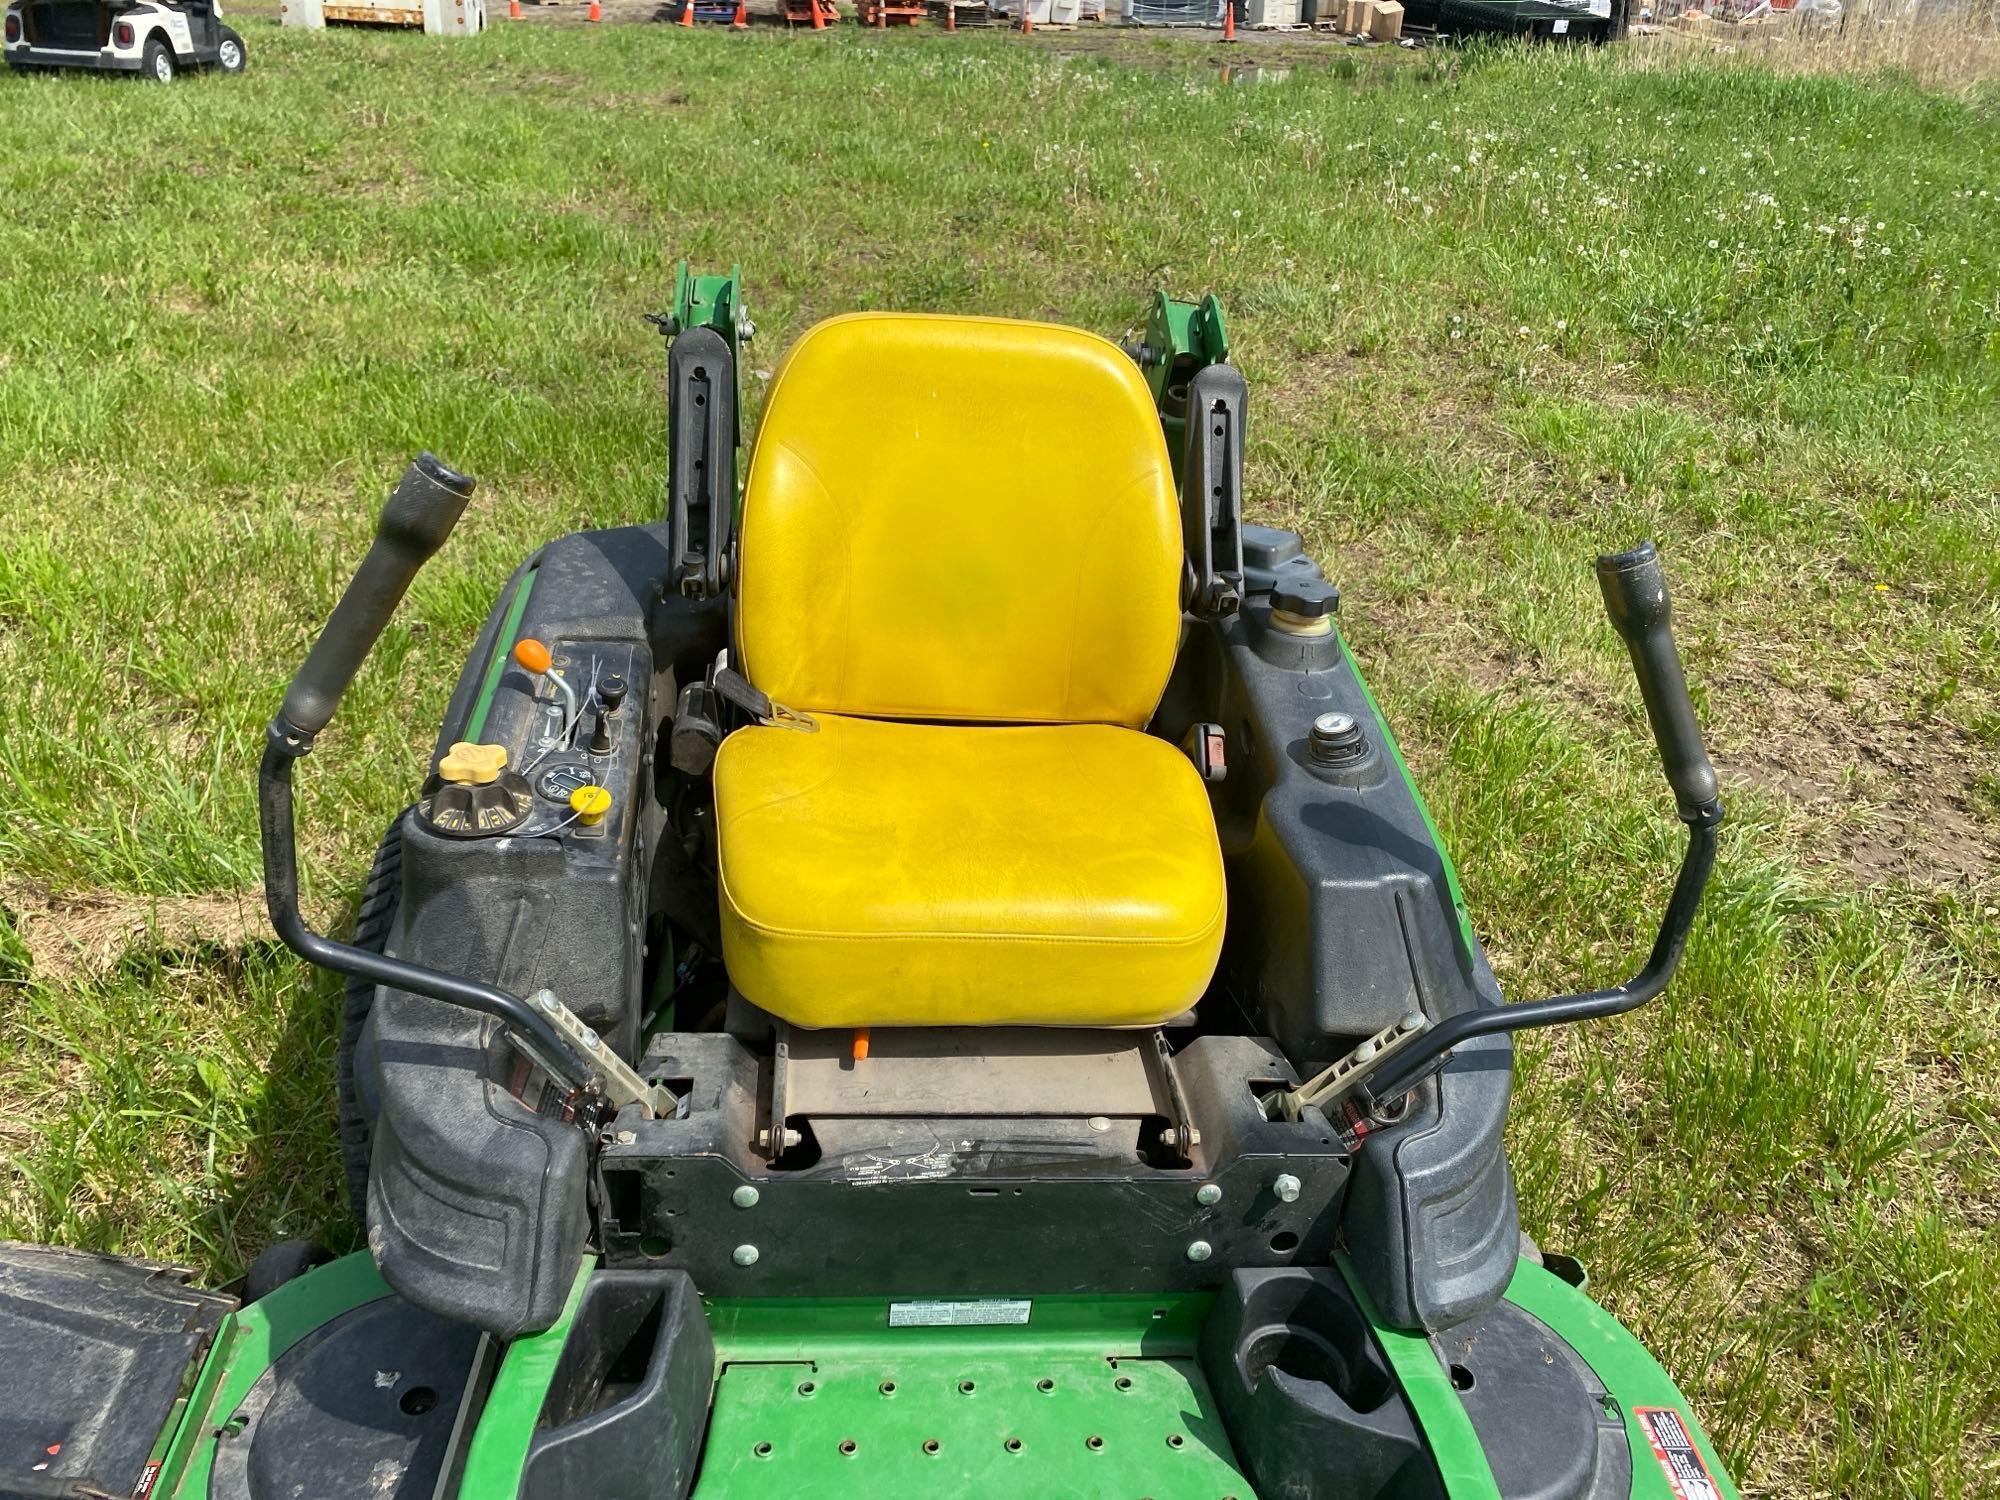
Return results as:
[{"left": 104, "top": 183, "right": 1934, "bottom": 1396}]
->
[{"left": 140, "top": 1253, "right": 1733, "bottom": 1500}]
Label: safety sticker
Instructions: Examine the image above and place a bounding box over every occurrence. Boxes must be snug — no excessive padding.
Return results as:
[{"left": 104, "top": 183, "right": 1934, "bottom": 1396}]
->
[
  {"left": 888, "top": 1299, "right": 1032, "bottom": 1328},
  {"left": 131, "top": 1460, "right": 163, "bottom": 1499},
  {"left": 1634, "top": 1407, "right": 1723, "bottom": 1500}
]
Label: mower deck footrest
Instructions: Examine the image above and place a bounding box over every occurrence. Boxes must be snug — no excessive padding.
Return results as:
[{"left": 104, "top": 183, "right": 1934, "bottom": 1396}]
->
[{"left": 693, "top": 1347, "right": 1251, "bottom": 1497}]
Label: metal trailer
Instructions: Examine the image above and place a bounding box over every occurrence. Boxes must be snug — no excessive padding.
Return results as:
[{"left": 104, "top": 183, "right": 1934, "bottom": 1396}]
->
[{"left": 281, "top": 0, "right": 484, "bottom": 37}]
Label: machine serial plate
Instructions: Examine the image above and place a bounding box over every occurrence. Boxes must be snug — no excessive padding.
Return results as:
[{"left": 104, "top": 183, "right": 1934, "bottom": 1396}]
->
[{"left": 888, "top": 1299, "right": 1032, "bottom": 1328}]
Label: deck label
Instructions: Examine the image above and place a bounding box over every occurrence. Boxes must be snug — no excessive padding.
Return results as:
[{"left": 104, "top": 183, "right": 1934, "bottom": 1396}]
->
[
  {"left": 888, "top": 1298, "right": 1032, "bottom": 1328},
  {"left": 1634, "top": 1406, "right": 1722, "bottom": 1500}
]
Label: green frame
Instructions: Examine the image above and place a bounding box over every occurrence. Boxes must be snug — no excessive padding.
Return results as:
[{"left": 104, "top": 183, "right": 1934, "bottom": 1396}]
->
[
  {"left": 1135, "top": 288, "right": 1230, "bottom": 480},
  {"left": 669, "top": 259, "right": 749, "bottom": 461}
]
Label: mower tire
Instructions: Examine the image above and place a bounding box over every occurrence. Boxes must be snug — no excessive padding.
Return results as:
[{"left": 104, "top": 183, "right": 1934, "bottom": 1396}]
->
[
  {"left": 336, "top": 812, "right": 406, "bottom": 1225},
  {"left": 244, "top": 1239, "right": 334, "bottom": 1303}
]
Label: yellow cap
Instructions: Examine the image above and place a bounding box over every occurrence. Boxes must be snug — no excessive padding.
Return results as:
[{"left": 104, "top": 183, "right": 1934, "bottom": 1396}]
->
[
  {"left": 569, "top": 785, "right": 613, "bottom": 827},
  {"left": 439, "top": 742, "right": 508, "bottom": 785}
]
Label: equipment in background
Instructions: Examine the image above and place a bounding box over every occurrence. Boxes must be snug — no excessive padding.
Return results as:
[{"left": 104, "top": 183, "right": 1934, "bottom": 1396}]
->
[
  {"left": 3, "top": 0, "right": 245, "bottom": 77},
  {"left": 281, "top": 0, "right": 483, "bottom": 35}
]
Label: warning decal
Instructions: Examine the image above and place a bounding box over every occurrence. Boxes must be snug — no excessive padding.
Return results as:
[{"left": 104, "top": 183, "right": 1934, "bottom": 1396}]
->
[
  {"left": 131, "top": 1461, "right": 163, "bottom": 1499},
  {"left": 1635, "top": 1406, "right": 1723, "bottom": 1500},
  {"left": 888, "top": 1298, "right": 1032, "bottom": 1328}
]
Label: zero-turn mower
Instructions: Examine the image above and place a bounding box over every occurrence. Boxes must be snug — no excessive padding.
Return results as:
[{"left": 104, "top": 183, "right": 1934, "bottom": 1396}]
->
[{"left": 0, "top": 268, "right": 1736, "bottom": 1500}]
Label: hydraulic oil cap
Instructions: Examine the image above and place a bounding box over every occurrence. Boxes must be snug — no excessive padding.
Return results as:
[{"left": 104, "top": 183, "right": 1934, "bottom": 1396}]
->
[{"left": 1271, "top": 579, "right": 1340, "bottom": 636}]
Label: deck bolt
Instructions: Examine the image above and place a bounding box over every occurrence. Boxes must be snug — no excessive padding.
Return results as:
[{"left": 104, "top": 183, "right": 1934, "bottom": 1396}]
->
[
  {"left": 733, "top": 1243, "right": 760, "bottom": 1266},
  {"left": 1194, "top": 1183, "right": 1222, "bottom": 1206},
  {"left": 732, "top": 1185, "right": 760, "bottom": 1209},
  {"left": 1272, "top": 1173, "right": 1302, "bottom": 1203},
  {"left": 1185, "top": 1239, "right": 1213, "bottom": 1262}
]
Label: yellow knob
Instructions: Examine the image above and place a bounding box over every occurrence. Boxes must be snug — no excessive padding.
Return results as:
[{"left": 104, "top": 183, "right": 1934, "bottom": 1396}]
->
[
  {"left": 570, "top": 785, "right": 612, "bottom": 827},
  {"left": 439, "top": 742, "right": 509, "bottom": 786}
]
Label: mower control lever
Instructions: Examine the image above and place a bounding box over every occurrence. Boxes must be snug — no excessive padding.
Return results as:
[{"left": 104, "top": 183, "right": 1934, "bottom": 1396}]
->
[
  {"left": 1352, "top": 541, "right": 1724, "bottom": 1112},
  {"left": 280, "top": 453, "right": 475, "bottom": 739},
  {"left": 1596, "top": 542, "right": 1721, "bottom": 826}
]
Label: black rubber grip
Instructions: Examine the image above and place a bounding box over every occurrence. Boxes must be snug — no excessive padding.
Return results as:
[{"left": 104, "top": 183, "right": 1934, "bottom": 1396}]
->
[
  {"left": 280, "top": 453, "right": 475, "bottom": 738},
  {"left": 1596, "top": 541, "right": 1720, "bottom": 822}
]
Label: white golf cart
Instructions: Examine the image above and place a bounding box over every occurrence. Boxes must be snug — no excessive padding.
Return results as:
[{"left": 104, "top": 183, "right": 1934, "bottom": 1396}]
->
[{"left": 4, "top": 0, "right": 244, "bottom": 79}]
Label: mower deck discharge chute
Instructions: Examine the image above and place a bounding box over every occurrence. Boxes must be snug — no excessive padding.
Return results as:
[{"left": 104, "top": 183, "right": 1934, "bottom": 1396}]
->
[{"left": 0, "top": 268, "right": 1738, "bottom": 1500}]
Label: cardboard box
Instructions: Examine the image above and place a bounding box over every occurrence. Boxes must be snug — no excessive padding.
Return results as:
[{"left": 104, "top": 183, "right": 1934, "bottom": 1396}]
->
[{"left": 1367, "top": 0, "right": 1402, "bottom": 36}]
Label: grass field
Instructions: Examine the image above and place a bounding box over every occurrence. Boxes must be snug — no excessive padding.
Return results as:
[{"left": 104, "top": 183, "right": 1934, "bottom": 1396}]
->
[{"left": 0, "top": 18, "right": 1994, "bottom": 1497}]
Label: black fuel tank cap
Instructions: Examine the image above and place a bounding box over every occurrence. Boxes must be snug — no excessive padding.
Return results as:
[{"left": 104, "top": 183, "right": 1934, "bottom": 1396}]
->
[{"left": 1273, "top": 578, "right": 1341, "bottom": 620}]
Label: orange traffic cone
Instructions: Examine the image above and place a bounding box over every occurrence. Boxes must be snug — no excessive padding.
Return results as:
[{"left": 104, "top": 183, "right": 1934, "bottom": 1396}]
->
[
  {"left": 943, "top": 0, "right": 954, "bottom": 25},
  {"left": 1221, "top": 0, "right": 1236, "bottom": 36},
  {"left": 732, "top": 0, "right": 746, "bottom": 23},
  {"left": 873, "top": 0, "right": 884, "bottom": 22},
  {"left": 1020, "top": 0, "right": 1032, "bottom": 28},
  {"left": 507, "top": 0, "right": 521, "bottom": 16},
  {"left": 810, "top": 0, "right": 824, "bottom": 24},
  {"left": 587, "top": 0, "right": 601, "bottom": 18},
  {"left": 679, "top": 0, "right": 694, "bottom": 21}
]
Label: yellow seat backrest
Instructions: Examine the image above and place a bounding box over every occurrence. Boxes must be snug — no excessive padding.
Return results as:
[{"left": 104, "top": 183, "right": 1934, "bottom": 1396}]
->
[{"left": 736, "top": 313, "right": 1182, "bottom": 728}]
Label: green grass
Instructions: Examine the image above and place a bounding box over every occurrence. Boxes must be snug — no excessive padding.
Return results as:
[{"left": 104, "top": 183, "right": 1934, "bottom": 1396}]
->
[{"left": 0, "top": 22, "right": 1995, "bottom": 1497}]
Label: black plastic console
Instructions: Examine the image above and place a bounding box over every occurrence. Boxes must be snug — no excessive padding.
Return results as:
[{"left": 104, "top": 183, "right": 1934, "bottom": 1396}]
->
[
  {"left": 1157, "top": 525, "right": 1520, "bottom": 1333},
  {"left": 359, "top": 523, "right": 724, "bottom": 1338}
]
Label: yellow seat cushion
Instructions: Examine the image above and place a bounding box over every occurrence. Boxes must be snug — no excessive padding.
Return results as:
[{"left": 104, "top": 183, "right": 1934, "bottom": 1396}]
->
[
  {"left": 735, "top": 312, "right": 1182, "bottom": 728},
  {"left": 715, "top": 714, "right": 1226, "bottom": 1029}
]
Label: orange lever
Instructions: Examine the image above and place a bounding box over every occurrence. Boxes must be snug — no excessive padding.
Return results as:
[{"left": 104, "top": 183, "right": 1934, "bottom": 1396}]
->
[{"left": 512, "top": 638, "right": 553, "bottom": 674}]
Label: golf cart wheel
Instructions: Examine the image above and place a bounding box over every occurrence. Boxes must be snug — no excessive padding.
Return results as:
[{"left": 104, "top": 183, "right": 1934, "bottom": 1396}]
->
[
  {"left": 216, "top": 25, "right": 246, "bottom": 72},
  {"left": 141, "top": 37, "right": 176, "bottom": 82},
  {"left": 336, "top": 812, "right": 407, "bottom": 1225}
]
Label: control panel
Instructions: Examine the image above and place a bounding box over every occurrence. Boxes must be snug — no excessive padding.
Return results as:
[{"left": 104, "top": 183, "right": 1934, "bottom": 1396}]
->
[{"left": 417, "top": 637, "right": 647, "bottom": 860}]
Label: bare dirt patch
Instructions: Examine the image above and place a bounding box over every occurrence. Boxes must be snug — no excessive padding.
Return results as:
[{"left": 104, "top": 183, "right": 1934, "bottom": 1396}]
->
[
  {"left": 1359, "top": 576, "right": 1995, "bottom": 889},
  {"left": 1715, "top": 653, "right": 1996, "bottom": 889},
  {"left": 0, "top": 884, "right": 271, "bottom": 984}
]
